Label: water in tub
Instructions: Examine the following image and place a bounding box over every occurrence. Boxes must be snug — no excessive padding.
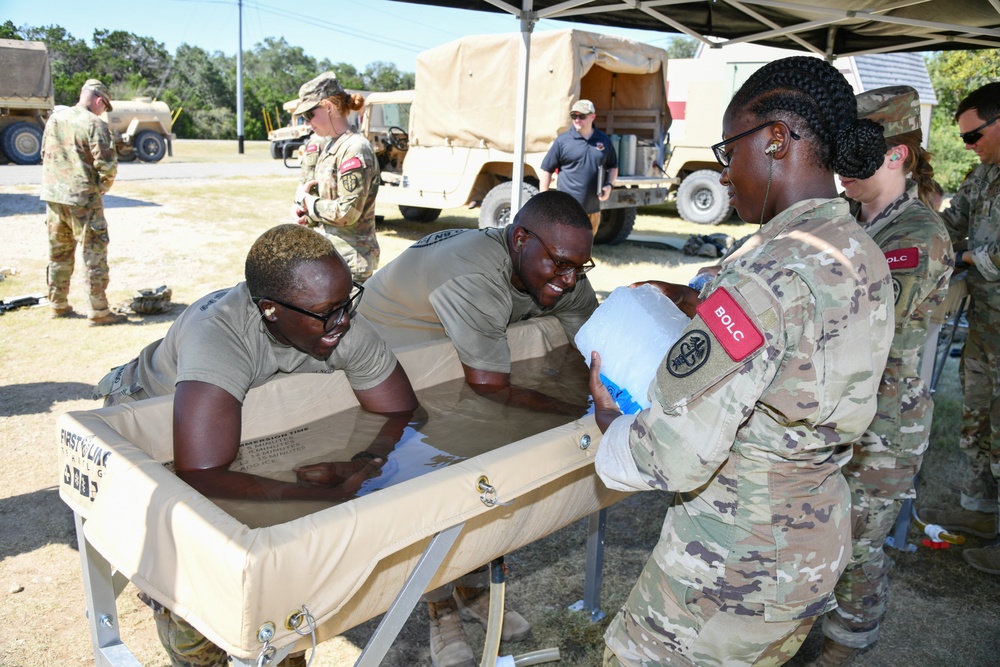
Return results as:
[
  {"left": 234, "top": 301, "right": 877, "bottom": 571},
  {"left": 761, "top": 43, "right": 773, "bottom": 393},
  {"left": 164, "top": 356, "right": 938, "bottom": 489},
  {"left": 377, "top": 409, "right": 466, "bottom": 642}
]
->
[{"left": 212, "top": 345, "right": 593, "bottom": 527}]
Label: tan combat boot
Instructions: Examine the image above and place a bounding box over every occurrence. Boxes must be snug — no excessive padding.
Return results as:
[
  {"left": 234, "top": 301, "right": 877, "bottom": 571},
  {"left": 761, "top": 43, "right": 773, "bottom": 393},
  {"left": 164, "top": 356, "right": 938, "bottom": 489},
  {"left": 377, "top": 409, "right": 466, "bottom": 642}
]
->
[
  {"left": 920, "top": 508, "right": 998, "bottom": 538},
  {"left": 806, "top": 638, "right": 860, "bottom": 667},
  {"left": 90, "top": 311, "right": 128, "bottom": 326},
  {"left": 454, "top": 585, "right": 532, "bottom": 642},
  {"left": 963, "top": 544, "right": 1000, "bottom": 575},
  {"left": 428, "top": 598, "right": 475, "bottom": 667}
]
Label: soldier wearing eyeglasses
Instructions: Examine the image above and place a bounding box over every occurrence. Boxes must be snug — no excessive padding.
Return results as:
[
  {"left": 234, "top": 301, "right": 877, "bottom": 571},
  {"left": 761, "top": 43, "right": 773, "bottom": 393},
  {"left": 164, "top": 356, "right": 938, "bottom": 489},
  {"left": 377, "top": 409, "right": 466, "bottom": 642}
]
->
[
  {"left": 357, "top": 189, "right": 597, "bottom": 667},
  {"left": 922, "top": 82, "right": 1000, "bottom": 576}
]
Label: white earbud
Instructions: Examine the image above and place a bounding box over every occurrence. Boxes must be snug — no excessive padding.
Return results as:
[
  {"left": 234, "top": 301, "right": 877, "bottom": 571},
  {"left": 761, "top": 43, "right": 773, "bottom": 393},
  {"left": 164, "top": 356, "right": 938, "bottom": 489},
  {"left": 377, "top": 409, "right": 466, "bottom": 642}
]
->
[
  {"left": 264, "top": 307, "right": 276, "bottom": 318},
  {"left": 765, "top": 143, "right": 778, "bottom": 155}
]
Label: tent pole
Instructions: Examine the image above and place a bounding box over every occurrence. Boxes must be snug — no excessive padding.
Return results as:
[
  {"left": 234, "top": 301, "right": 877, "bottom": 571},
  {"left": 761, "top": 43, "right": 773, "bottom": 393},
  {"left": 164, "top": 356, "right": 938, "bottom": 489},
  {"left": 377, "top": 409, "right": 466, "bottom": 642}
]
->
[{"left": 511, "top": 1, "right": 535, "bottom": 216}]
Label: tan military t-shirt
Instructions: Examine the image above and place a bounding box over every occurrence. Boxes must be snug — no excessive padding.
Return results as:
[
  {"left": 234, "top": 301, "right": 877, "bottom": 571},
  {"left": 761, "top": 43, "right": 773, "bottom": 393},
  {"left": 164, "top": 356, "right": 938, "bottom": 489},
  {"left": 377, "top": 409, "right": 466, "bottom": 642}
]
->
[
  {"left": 134, "top": 282, "right": 397, "bottom": 402},
  {"left": 359, "top": 227, "right": 598, "bottom": 373}
]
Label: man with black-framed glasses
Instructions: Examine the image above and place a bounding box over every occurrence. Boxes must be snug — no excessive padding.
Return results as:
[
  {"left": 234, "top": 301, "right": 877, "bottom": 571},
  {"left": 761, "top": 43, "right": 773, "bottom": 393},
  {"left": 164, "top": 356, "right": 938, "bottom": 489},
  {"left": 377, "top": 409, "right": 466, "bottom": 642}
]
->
[
  {"left": 923, "top": 82, "right": 1000, "bottom": 577},
  {"left": 358, "top": 190, "right": 598, "bottom": 667}
]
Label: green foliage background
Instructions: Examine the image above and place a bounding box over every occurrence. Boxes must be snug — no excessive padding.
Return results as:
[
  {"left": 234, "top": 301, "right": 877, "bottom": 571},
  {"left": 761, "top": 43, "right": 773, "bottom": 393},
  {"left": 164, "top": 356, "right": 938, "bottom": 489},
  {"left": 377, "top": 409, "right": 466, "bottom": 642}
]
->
[
  {"left": 925, "top": 50, "right": 999, "bottom": 193},
  {"left": 0, "top": 19, "right": 414, "bottom": 141}
]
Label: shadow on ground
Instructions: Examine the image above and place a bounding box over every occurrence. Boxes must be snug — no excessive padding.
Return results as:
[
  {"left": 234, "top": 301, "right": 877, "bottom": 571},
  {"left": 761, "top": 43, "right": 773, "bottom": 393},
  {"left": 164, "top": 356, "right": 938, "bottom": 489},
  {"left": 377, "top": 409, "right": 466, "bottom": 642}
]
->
[
  {"left": 0, "top": 381, "right": 96, "bottom": 417},
  {"left": 0, "top": 193, "right": 160, "bottom": 218},
  {"left": 0, "top": 487, "right": 76, "bottom": 558}
]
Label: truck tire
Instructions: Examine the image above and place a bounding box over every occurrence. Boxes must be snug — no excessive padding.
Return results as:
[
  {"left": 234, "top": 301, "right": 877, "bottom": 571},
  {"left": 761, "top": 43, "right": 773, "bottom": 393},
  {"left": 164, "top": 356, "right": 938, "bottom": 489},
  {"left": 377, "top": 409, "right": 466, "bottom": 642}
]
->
[
  {"left": 676, "top": 169, "right": 732, "bottom": 225},
  {"left": 479, "top": 182, "right": 539, "bottom": 229},
  {"left": 135, "top": 131, "right": 166, "bottom": 162},
  {"left": 1, "top": 122, "right": 43, "bottom": 165},
  {"left": 398, "top": 206, "right": 441, "bottom": 223},
  {"left": 594, "top": 207, "right": 637, "bottom": 245},
  {"left": 270, "top": 141, "right": 283, "bottom": 160}
]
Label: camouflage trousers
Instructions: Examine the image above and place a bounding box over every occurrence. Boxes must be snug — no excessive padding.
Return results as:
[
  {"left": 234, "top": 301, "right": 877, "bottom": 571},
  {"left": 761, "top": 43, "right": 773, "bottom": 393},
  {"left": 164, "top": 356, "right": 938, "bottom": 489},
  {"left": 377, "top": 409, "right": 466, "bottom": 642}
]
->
[
  {"left": 603, "top": 559, "right": 815, "bottom": 666},
  {"left": 149, "top": 600, "right": 305, "bottom": 667},
  {"left": 822, "top": 454, "right": 922, "bottom": 649},
  {"left": 46, "top": 201, "right": 112, "bottom": 317},
  {"left": 320, "top": 224, "right": 379, "bottom": 283},
  {"left": 46, "top": 202, "right": 111, "bottom": 317},
  {"left": 958, "top": 330, "right": 1000, "bottom": 516}
]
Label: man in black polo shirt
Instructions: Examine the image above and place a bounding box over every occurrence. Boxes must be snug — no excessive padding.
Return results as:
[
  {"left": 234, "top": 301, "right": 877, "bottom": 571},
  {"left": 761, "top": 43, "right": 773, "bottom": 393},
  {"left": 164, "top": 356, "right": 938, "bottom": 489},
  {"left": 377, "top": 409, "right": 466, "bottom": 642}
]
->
[{"left": 539, "top": 99, "right": 618, "bottom": 235}]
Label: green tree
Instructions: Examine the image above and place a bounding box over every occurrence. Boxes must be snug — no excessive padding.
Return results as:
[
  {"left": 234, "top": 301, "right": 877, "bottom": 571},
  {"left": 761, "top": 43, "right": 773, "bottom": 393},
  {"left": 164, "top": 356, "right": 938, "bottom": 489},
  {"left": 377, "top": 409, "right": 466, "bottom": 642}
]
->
[
  {"left": 664, "top": 36, "right": 698, "bottom": 60},
  {"left": 925, "top": 49, "right": 1000, "bottom": 192},
  {"left": 0, "top": 20, "right": 23, "bottom": 39},
  {"left": 21, "top": 25, "right": 93, "bottom": 104}
]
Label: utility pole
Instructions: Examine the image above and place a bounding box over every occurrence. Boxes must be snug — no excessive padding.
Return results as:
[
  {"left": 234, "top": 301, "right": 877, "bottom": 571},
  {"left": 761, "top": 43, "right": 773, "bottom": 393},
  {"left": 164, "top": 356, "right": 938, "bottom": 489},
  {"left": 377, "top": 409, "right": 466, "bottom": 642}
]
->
[{"left": 236, "top": 0, "right": 245, "bottom": 153}]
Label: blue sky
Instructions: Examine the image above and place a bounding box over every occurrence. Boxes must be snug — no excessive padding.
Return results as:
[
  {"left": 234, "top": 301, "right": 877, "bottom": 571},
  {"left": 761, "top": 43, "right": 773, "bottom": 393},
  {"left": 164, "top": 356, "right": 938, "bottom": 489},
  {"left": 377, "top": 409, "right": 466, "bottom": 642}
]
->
[{"left": 5, "top": 0, "right": 681, "bottom": 72}]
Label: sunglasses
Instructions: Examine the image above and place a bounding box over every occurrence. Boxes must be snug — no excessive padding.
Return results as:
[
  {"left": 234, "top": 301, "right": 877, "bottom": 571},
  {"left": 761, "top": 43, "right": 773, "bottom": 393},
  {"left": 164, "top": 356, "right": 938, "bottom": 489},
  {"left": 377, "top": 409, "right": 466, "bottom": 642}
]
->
[
  {"left": 303, "top": 105, "right": 322, "bottom": 121},
  {"left": 570, "top": 113, "right": 586, "bottom": 120},
  {"left": 960, "top": 115, "right": 999, "bottom": 146},
  {"left": 255, "top": 282, "right": 364, "bottom": 333},
  {"left": 522, "top": 228, "right": 595, "bottom": 276},
  {"left": 710, "top": 120, "right": 800, "bottom": 168}
]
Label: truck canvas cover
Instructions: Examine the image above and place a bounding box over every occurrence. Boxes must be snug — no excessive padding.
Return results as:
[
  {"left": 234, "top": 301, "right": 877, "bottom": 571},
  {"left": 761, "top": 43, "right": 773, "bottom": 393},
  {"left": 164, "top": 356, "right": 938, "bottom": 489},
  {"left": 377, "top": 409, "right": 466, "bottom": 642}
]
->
[
  {"left": 413, "top": 29, "right": 669, "bottom": 153},
  {"left": 0, "top": 39, "right": 54, "bottom": 107}
]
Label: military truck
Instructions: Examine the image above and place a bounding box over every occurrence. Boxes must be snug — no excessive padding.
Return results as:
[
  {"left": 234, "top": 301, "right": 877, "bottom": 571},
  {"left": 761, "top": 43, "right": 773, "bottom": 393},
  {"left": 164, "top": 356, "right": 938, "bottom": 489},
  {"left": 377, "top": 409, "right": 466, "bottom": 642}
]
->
[
  {"left": 360, "top": 30, "right": 674, "bottom": 245},
  {"left": 102, "top": 97, "right": 175, "bottom": 162},
  {"left": 268, "top": 98, "right": 313, "bottom": 161},
  {"left": 0, "top": 38, "right": 54, "bottom": 165}
]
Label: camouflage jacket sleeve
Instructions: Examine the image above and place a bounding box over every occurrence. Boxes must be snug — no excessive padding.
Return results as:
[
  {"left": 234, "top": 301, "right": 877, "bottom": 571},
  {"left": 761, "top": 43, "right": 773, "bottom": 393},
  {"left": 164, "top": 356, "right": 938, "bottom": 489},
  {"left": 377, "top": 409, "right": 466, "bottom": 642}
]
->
[
  {"left": 90, "top": 117, "right": 117, "bottom": 194},
  {"left": 309, "top": 138, "right": 377, "bottom": 228},
  {"left": 597, "top": 272, "right": 787, "bottom": 493}
]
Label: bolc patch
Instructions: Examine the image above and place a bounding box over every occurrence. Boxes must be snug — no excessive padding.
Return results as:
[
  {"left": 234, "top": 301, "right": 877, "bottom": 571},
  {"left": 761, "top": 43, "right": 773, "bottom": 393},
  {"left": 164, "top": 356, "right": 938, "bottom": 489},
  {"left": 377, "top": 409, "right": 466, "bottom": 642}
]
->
[
  {"left": 696, "top": 287, "right": 763, "bottom": 361},
  {"left": 339, "top": 155, "right": 364, "bottom": 174},
  {"left": 666, "top": 329, "right": 711, "bottom": 378},
  {"left": 884, "top": 247, "right": 919, "bottom": 270}
]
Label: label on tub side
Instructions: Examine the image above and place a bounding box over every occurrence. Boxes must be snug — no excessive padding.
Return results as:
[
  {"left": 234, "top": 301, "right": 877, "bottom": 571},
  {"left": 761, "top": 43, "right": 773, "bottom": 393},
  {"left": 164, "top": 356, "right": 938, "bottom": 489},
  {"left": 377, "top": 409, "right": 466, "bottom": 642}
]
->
[{"left": 59, "top": 427, "right": 111, "bottom": 505}]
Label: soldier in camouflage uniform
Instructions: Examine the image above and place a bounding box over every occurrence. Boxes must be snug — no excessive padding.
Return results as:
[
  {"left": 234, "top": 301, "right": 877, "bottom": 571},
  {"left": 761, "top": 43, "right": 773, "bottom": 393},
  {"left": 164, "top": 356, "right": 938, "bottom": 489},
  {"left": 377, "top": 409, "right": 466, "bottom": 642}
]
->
[
  {"left": 588, "top": 57, "right": 894, "bottom": 666},
  {"left": 40, "top": 79, "right": 126, "bottom": 325},
  {"left": 921, "top": 82, "right": 1000, "bottom": 576},
  {"left": 812, "top": 87, "right": 953, "bottom": 666},
  {"left": 291, "top": 72, "right": 380, "bottom": 282}
]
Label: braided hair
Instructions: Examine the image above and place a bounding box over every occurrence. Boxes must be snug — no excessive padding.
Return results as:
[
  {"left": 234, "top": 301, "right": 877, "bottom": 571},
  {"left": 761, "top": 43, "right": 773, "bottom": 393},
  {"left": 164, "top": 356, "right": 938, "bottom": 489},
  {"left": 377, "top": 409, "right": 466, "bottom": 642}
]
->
[
  {"left": 245, "top": 224, "right": 341, "bottom": 301},
  {"left": 729, "top": 56, "right": 885, "bottom": 179}
]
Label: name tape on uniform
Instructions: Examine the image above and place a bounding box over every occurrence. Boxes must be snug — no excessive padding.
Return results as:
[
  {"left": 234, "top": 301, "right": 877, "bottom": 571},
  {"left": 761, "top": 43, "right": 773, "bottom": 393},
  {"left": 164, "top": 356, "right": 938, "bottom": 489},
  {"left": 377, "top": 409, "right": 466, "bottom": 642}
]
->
[
  {"left": 696, "top": 287, "right": 764, "bottom": 361},
  {"left": 884, "top": 247, "right": 919, "bottom": 270},
  {"left": 339, "top": 156, "right": 364, "bottom": 173}
]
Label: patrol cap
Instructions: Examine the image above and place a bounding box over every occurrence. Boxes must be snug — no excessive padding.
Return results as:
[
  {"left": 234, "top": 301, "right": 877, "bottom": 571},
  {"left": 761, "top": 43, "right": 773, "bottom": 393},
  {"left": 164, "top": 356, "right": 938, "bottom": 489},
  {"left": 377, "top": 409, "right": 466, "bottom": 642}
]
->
[
  {"left": 83, "top": 79, "right": 113, "bottom": 112},
  {"left": 571, "top": 99, "right": 596, "bottom": 115},
  {"left": 856, "top": 85, "right": 921, "bottom": 138},
  {"left": 293, "top": 72, "right": 345, "bottom": 116}
]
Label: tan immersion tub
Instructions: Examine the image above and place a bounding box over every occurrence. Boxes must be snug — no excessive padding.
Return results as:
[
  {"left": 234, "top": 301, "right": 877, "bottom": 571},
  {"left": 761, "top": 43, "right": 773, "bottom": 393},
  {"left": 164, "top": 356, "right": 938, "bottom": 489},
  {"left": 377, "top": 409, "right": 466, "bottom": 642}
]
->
[{"left": 58, "top": 317, "right": 626, "bottom": 665}]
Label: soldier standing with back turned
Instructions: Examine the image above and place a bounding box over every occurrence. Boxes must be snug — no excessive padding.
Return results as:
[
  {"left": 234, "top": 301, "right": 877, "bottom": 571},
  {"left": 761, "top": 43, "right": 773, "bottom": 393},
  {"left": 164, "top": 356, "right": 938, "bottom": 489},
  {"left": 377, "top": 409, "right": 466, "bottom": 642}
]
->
[{"left": 40, "top": 78, "right": 126, "bottom": 326}]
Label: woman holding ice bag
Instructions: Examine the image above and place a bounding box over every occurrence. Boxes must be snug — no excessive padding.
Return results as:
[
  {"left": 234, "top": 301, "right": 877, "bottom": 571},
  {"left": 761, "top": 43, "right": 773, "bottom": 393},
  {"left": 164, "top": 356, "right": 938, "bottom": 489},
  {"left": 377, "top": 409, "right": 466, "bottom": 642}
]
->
[{"left": 589, "top": 56, "right": 896, "bottom": 667}]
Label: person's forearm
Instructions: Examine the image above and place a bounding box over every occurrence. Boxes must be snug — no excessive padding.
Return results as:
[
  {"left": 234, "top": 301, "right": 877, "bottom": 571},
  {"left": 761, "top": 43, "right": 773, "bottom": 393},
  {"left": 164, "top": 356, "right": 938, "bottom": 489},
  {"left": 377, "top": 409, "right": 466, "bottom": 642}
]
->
[
  {"left": 467, "top": 382, "right": 587, "bottom": 418},
  {"left": 177, "top": 467, "right": 364, "bottom": 502}
]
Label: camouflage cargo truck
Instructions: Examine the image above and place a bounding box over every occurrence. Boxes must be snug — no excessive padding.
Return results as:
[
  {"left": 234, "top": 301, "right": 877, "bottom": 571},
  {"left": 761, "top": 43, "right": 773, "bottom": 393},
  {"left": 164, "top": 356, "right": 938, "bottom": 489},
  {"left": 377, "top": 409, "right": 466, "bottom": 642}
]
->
[
  {"left": 361, "top": 30, "right": 674, "bottom": 245},
  {"left": 0, "top": 38, "right": 54, "bottom": 165}
]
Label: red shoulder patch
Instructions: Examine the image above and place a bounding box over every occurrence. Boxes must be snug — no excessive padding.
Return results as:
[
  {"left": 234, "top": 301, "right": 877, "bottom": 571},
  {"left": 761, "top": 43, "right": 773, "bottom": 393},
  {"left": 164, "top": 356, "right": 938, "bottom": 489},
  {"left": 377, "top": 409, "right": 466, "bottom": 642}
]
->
[
  {"left": 696, "top": 287, "right": 764, "bottom": 361},
  {"left": 884, "top": 247, "right": 919, "bottom": 270},
  {"left": 339, "top": 156, "right": 363, "bottom": 173},
  {"left": 304, "top": 143, "right": 319, "bottom": 154}
]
